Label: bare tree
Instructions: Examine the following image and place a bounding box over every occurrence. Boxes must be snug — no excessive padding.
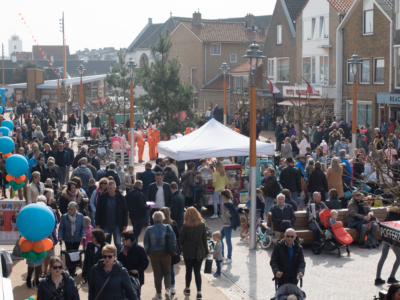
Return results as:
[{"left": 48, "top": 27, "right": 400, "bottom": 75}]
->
[{"left": 97, "top": 95, "right": 124, "bottom": 136}]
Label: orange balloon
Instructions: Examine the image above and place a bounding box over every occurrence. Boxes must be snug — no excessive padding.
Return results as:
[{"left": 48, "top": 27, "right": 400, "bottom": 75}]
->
[
  {"left": 20, "top": 175, "right": 26, "bottom": 181},
  {"left": 3, "top": 153, "right": 11, "bottom": 158},
  {"left": 6, "top": 175, "right": 14, "bottom": 182},
  {"left": 42, "top": 238, "right": 53, "bottom": 251},
  {"left": 15, "top": 177, "right": 23, "bottom": 184},
  {"left": 19, "top": 237, "right": 27, "bottom": 246},
  {"left": 33, "top": 240, "right": 45, "bottom": 253},
  {"left": 20, "top": 240, "right": 33, "bottom": 252}
]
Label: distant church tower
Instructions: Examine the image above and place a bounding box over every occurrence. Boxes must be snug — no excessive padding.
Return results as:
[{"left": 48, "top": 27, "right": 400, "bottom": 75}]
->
[{"left": 8, "top": 34, "right": 22, "bottom": 56}]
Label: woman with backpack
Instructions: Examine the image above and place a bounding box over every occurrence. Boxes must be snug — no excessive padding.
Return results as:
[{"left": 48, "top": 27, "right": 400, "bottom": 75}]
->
[
  {"left": 180, "top": 207, "right": 209, "bottom": 300},
  {"left": 261, "top": 167, "right": 280, "bottom": 217}
]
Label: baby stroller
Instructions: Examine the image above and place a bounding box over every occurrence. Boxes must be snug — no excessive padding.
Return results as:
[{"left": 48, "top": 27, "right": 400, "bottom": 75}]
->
[
  {"left": 311, "top": 209, "right": 353, "bottom": 258},
  {"left": 59, "top": 240, "right": 86, "bottom": 276},
  {"left": 273, "top": 278, "right": 305, "bottom": 300}
]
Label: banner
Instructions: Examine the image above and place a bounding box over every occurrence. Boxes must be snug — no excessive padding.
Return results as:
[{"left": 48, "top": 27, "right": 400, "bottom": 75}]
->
[
  {"left": 379, "top": 221, "right": 400, "bottom": 248},
  {"left": 0, "top": 200, "right": 25, "bottom": 244}
]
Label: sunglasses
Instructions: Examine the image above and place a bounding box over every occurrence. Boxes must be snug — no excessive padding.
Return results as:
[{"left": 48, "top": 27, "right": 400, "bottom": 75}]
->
[
  {"left": 101, "top": 182, "right": 107, "bottom": 185},
  {"left": 103, "top": 255, "right": 114, "bottom": 259},
  {"left": 52, "top": 265, "right": 62, "bottom": 270},
  {"left": 285, "top": 235, "right": 295, "bottom": 238}
]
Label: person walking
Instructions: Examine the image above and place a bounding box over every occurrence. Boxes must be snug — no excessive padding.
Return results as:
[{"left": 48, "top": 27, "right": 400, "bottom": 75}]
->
[
  {"left": 88, "top": 244, "right": 138, "bottom": 300},
  {"left": 59, "top": 181, "right": 84, "bottom": 215},
  {"left": 58, "top": 201, "right": 86, "bottom": 276},
  {"left": 139, "top": 163, "right": 156, "bottom": 196},
  {"left": 89, "top": 178, "right": 108, "bottom": 227},
  {"left": 37, "top": 257, "right": 79, "bottom": 300},
  {"left": 27, "top": 171, "right": 45, "bottom": 204},
  {"left": 279, "top": 157, "right": 302, "bottom": 208},
  {"left": 95, "top": 180, "right": 128, "bottom": 254},
  {"left": 146, "top": 172, "right": 172, "bottom": 225},
  {"left": 211, "top": 162, "right": 228, "bottom": 219},
  {"left": 143, "top": 211, "right": 176, "bottom": 300},
  {"left": 126, "top": 180, "right": 150, "bottom": 240},
  {"left": 170, "top": 182, "right": 185, "bottom": 230},
  {"left": 325, "top": 157, "right": 344, "bottom": 201},
  {"left": 181, "top": 162, "right": 196, "bottom": 206},
  {"left": 82, "top": 228, "right": 107, "bottom": 282},
  {"left": 261, "top": 167, "right": 280, "bottom": 217},
  {"left": 307, "top": 162, "right": 329, "bottom": 202},
  {"left": 180, "top": 207, "right": 209, "bottom": 300}
]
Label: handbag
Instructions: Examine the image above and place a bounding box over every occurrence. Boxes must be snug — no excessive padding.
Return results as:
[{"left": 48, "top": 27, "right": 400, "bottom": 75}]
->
[
  {"left": 12, "top": 236, "right": 22, "bottom": 258},
  {"left": 165, "top": 225, "right": 178, "bottom": 257},
  {"left": 204, "top": 258, "right": 213, "bottom": 274},
  {"left": 95, "top": 274, "right": 112, "bottom": 300}
]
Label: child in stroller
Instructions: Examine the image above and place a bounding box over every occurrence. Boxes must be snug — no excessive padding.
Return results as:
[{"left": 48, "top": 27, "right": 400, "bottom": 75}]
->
[
  {"left": 311, "top": 209, "right": 353, "bottom": 257},
  {"left": 273, "top": 278, "right": 305, "bottom": 300}
]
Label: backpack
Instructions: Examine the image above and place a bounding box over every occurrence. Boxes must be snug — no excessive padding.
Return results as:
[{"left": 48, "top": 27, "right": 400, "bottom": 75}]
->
[
  {"left": 224, "top": 202, "right": 240, "bottom": 231},
  {"left": 270, "top": 179, "right": 281, "bottom": 198}
]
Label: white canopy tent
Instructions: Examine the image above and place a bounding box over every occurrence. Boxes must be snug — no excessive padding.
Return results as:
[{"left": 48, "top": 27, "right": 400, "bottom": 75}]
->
[{"left": 157, "top": 119, "right": 275, "bottom": 160}]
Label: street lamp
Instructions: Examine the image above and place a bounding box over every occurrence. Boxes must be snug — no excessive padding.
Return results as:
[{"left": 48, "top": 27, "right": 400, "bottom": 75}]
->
[
  {"left": 243, "top": 41, "right": 265, "bottom": 250},
  {"left": 220, "top": 62, "right": 230, "bottom": 126},
  {"left": 78, "top": 63, "right": 85, "bottom": 136},
  {"left": 128, "top": 59, "right": 138, "bottom": 166},
  {"left": 348, "top": 52, "right": 361, "bottom": 153},
  {"left": 56, "top": 68, "right": 61, "bottom": 110}
]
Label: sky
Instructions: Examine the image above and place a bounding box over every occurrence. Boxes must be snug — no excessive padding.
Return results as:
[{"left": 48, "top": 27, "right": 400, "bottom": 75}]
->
[{"left": 1, "top": 0, "right": 277, "bottom": 57}]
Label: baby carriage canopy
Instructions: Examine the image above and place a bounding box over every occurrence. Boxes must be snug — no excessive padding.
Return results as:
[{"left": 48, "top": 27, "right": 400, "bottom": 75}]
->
[
  {"left": 275, "top": 283, "right": 305, "bottom": 300},
  {"left": 319, "top": 209, "right": 331, "bottom": 228}
]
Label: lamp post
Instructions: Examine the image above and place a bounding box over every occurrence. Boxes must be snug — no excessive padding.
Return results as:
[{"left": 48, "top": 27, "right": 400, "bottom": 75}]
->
[
  {"left": 78, "top": 63, "right": 85, "bottom": 137},
  {"left": 349, "top": 52, "right": 361, "bottom": 153},
  {"left": 220, "top": 62, "right": 230, "bottom": 126},
  {"left": 57, "top": 68, "right": 61, "bottom": 110},
  {"left": 243, "top": 41, "right": 265, "bottom": 250},
  {"left": 128, "top": 59, "right": 138, "bottom": 166}
]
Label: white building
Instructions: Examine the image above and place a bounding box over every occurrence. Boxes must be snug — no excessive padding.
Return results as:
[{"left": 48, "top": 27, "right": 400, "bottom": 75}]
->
[{"left": 8, "top": 34, "right": 22, "bottom": 56}]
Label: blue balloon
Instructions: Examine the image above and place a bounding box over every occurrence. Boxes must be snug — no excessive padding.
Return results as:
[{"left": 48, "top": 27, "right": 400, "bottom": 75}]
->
[
  {"left": 33, "top": 258, "right": 43, "bottom": 263},
  {"left": 0, "top": 107, "right": 3, "bottom": 114},
  {"left": 0, "top": 127, "right": 10, "bottom": 137},
  {"left": 1, "top": 120, "right": 13, "bottom": 131},
  {"left": 17, "top": 204, "right": 55, "bottom": 242},
  {"left": 5, "top": 154, "right": 28, "bottom": 177},
  {"left": 0, "top": 137, "right": 14, "bottom": 154}
]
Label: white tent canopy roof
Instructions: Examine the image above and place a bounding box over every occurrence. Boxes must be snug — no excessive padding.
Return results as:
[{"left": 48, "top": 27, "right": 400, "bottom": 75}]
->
[{"left": 157, "top": 119, "right": 275, "bottom": 160}]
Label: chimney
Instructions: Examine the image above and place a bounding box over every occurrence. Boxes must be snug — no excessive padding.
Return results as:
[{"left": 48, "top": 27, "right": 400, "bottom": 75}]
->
[
  {"left": 192, "top": 11, "right": 202, "bottom": 25},
  {"left": 245, "top": 14, "right": 255, "bottom": 29},
  {"left": 148, "top": 18, "right": 152, "bottom": 24}
]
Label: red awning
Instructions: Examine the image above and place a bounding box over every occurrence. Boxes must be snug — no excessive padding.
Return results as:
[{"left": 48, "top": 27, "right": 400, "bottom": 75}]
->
[{"left": 91, "top": 98, "right": 107, "bottom": 104}]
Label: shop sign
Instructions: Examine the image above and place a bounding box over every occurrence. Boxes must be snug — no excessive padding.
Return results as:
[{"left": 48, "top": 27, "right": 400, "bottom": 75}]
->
[{"left": 377, "top": 93, "right": 400, "bottom": 104}]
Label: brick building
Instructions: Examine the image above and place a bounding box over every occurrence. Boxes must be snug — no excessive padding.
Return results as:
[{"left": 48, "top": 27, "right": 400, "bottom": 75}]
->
[{"left": 337, "top": 0, "right": 392, "bottom": 128}]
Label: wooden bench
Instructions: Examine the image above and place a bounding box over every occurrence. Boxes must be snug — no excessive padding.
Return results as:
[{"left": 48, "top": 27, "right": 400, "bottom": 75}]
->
[{"left": 266, "top": 207, "right": 388, "bottom": 245}]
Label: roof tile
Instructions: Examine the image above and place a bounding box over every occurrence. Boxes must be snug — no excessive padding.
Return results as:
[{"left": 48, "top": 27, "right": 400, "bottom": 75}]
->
[
  {"left": 203, "top": 75, "right": 230, "bottom": 90},
  {"left": 326, "top": 0, "right": 355, "bottom": 13}
]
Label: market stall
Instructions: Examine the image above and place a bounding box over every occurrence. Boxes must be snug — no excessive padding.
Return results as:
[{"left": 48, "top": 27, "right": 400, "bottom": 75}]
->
[{"left": 157, "top": 119, "right": 275, "bottom": 160}]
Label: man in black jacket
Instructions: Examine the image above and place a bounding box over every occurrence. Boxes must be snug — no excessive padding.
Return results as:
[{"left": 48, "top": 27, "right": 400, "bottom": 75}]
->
[
  {"left": 89, "top": 149, "right": 101, "bottom": 171},
  {"left": 270, "top": 228, "right": 305, "bottom": 287},
  {"left": 146, "top": 172, "right": 172, "bottom": 225},
  {"left": 277, "top": 127, "right": 289, "bottom": 152},
  {"left": 54, "top": 143, "right": 70, "bottom": 184},
  {"left": 31, "top": 155, "right": 47, "bottom": 183},
  {"left": 126, "top": 180, "right": 149, "bottom": 240},
  {"left": 72, "top": 145, "right": 88, "bottom": 169},
  {"left": 170, "top": 182, "right": 184, "bottom": 230},
  {"left": 95, "top": 180, "right": 128, "bottom": 254},
  {"left": 152, "top": 158, "right": 165, "bottom": 174},
  {"left": 43, "top": 130, "right": 54, "bottom": 146},
  {"left": 95, "top": 113, "right": 101, "bottom": 128},
  {"left": 279, "top": 157, "right": 302, "bottom": 204},
  {"left": 104, "top": 162, "right": 121, "bottom": 187},
  {"left": 139, "top": 163, "right": 155, "bottom": 195},
  {"left": 270, "top": 194, "right": 296, "bottom": 232}
]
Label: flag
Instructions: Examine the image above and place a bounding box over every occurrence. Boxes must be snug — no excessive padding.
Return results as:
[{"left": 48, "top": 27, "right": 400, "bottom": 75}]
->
[
  {"left": 302, "top": 77, "right": 318, "bottom": 95},
  {"left": 262, "top": 74, "right": 280, "bottom": 94}
]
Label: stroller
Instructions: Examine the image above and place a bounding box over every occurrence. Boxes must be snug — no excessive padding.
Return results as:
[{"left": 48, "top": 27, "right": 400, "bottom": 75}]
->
[
  {"left": 60, "top": 240, "right": 86, "bottom": 276},
  {"left": 273, "top": 278, "right": 306, "bottom": 300},
  {"left": 311, "top": 209, "right": 353, "bottom": 258}
]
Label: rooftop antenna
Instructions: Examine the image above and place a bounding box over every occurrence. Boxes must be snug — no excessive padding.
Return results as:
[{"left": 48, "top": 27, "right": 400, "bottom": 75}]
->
[{"left": 170, "top": 11, "right": 172, "bottom": 17}]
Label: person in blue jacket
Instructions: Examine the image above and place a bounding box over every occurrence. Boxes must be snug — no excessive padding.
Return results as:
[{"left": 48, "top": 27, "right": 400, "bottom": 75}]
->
[{"left": 339, "top": 149, "right": 352, "bottom": 186}]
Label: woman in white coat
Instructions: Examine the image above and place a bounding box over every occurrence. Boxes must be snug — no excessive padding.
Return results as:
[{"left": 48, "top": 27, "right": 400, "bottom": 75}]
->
[
  {"left": 27, "top": 171, "right": 44, "bottom": 204},
  {"left": 296, "top": 133, "right": 310, "bottom": 155}
]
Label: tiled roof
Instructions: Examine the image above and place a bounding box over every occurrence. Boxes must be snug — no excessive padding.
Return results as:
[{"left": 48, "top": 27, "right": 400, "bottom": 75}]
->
[
  {"left": 32, "top": 46, "right": 75, "bottom": 60},
  {"left": 375, "top": 0, "right": 393, "bottom": 15},
  {"left": 230, "top": 61, "right": 263, "bottom": 73},
  {"left": 214, "top": 16, "right": 272, "bottom": 28},
  {"left": 327, "top": 0, "right": 355, "bottom": 12},
  {"left": 179, "top": 20, "right": 265, "bottom": 43},
  {"left": 203, "top": 74, "right": 230, "bottom": 90},
  {"left": 284, "top": 0, "right": 308, "bottom": 25}
]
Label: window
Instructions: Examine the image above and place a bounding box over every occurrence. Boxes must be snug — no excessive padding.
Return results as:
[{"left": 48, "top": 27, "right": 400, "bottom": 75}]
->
[
  {"left": 191, "top": 68, "right": 198, "bottom": 89},
  {"left": 320, "top": 56, "right": 328, "bottom": 85},
  {"left": 374, "top": 58, "right": 384, "bottom": 83},
  {"left": 320, "top": 17, "right": 328, "bottom": 39},
  {"left": 304, "top": 20, "right": 312, "bottom": 41},
  {"left": 268, "top": 58, "right": 275, "bottom": 79},
  {"left": 364, "top": 10, "right": 373, "bottom": 34},
  {"left": 277, "top": 58, "right": 289, "bottom": 82},
  {"left": 397, "top": 49, "right": 400, "bottom": 87},
  {"left": 347, "top": 102, "right": 372, "bottom": 126},
  {"left": 211, "top": 44, "right": 221, "bottom": 55},
  {"left": 277, "top": 25, "right": 282, "bottom": 44},
  {"left": 302, "top": 57, "right": 316, "bottom": 84},
  {"left": 140, "top": 53, "right": 149, "bottom": 67},
  {"left": 233, "top": 76, "right": 249, "bottom": 93},
  {"left": 311, "top": 18, "right": 316, "bottom": 40},
  {"left": 230, "top": 54, "right": 237, "bottom": 63},
  {"left": 360, "top": 59, "right": 370, "bottom": 84}
]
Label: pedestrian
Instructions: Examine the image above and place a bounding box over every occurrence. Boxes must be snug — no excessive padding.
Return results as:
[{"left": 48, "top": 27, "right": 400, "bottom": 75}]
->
[
  {"left": 59, "top": 181, "right": 84, "bottom": 215},
  {"left": 64, "top": 141, "right": 74, "bottom": 181},
  {"left": 58, "top": 201, "right": 86, "bottom": 276},
  {"left": 89, "top": 178, "right": 108, "bottom": 226},
  {"left": 306, "top": 192, "right": 328, "bottom": 243},
  {"left": 95, "top": 180, "right": 128, "bottom": 254},
  {"left": 279, "top": 157, "right": 302, "bottom": 209},
  {"left": 27, "top": 171, "right": 45, "bottom": 204},
  {"left": 261, "top": 167, "right": 280, "bottom": 217},
  {"left": 104, "top": 162, "right": 121, "bottom": 187},
  {"left": 37, "top": 257, "right": 79, "bottom": 300},
  {"left": 307, "top": 162, "right": 328, "bottom": 202},
  {"left": 211, "top": 162, "right": 228, "bottom": 219},
  {"left": 82, "top": 228, "right": 107, "bottom": 282},
  {"left": 139, "top": 163, "right": 156, "bottom": 195},
  {"left": 170, "top": 182, "right": 185, "bottom": 230},
  {"left": 180, "top": 207, "right": 209, "bottom": 299},
  {"left": 146, "top": 172, "right": 172, "bottom": 225},
  {"left": 126, "top": 180, "right": 150, "bottom": 240},
  {"left": 325, "top": 157, "right": 344, "bottom": 200},
  {"left": 125, "top": 165, "right": 135, "bottom": 194},
  {"left": 270, "top": 228, "right": 305, "bottom": 287},
  {"left": 88, "top": 244, "right": 138, "bottom": 300},
  {"left": 143, "top": 211, "right": 176, "bottom": 300},
  {"left": 193, "top": 174, "right": 208, "bottom": 214},
  {"left": 281, "top": 137, "right": 292, "bottom": 159},
  {"left": 181, "top": 162, "right": 196, "bottom": 206}
]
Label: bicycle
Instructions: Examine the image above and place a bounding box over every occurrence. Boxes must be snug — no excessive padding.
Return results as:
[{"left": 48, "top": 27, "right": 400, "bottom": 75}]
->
[{"left": 245, "top": 218, "right": 273, "bottom": 249}]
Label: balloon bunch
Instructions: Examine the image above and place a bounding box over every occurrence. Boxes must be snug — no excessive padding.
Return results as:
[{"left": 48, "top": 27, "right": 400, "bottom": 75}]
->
[
  {"left": 6, "top": 175, "right": 26, "bottom": 190},
  {"left": 17, "top": 204, "right": 55, "bottom": 264}
]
